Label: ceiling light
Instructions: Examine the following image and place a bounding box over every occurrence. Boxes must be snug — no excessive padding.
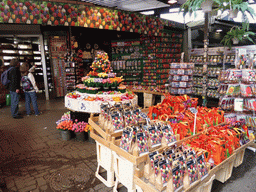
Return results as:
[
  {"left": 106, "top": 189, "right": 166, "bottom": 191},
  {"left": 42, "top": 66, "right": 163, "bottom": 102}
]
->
[
  {"left": 168, "top": 0, "right": 177, "bottom": 4},
  {"left": 169, "top": 8, "right": 180, "bottom": 13},
  {"left": 140, "top": 10, "right": 154, "bottom": 15},
  {"left": 216, "top": 29, "right": 222, "bottom": 32}
]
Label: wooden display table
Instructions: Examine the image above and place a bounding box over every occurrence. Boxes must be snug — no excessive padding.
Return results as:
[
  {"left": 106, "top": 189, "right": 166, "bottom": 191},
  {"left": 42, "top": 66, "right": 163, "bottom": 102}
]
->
[{"left": 89, "top": 115, "right": 255, "bottom": 192}]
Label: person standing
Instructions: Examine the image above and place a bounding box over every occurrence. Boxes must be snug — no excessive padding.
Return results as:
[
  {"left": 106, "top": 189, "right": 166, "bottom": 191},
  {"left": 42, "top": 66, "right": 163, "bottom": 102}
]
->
[
  {"left": 8, "top": 58, "right": 22, "bottom": 119},
  {"left": 20, "top": 62, "right": 41, "bottom": 116}
]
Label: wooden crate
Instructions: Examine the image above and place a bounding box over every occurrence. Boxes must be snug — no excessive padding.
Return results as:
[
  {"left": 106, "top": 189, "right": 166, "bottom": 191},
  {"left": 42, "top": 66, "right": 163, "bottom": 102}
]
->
[
  {"left": 233, "top": 140, "right": 254, "bottom": 167},
  {"left": 133, "top": 173, "right": 215, "bottom": 192},
  {"left": 88, "top": 108, "right": 149, "bottom": 142},
  {"left": 109, "top": 134, "right": 180, "bottom": 166},
  {"left": 211, "top": 153, "right": 236, "bottom": 183}
]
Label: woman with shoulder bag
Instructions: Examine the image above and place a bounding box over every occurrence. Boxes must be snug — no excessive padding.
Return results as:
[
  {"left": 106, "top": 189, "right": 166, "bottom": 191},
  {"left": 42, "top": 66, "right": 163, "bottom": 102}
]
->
[{"left": 20, "top": 62, "right": 41, "bottom": 116}]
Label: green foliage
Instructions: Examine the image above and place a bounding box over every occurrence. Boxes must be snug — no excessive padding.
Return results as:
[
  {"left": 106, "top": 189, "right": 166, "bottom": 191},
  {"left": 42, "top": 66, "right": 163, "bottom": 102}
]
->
[{"left": 220, "top": 26, "right": 255, "bottom": 49}]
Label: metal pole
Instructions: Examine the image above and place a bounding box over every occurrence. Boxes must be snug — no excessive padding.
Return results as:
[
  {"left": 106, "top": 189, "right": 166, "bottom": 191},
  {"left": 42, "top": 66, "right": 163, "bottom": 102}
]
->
[
  {"left": 202, "top": 12, "right": 209, "bottom": 107},
  {"left": 39, "top": 35, "right": 49, "bottom": 100}
]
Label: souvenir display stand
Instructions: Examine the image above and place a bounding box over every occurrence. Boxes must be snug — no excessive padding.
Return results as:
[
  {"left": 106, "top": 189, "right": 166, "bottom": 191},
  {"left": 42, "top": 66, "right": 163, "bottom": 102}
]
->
[{"left": 88, "top": 101, "right": 254, "bottom": 192}]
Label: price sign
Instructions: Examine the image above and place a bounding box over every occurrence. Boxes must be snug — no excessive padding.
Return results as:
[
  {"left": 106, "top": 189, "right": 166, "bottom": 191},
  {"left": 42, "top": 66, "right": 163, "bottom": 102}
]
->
[
  {"left": 234, "top": 98, "right": 243, "bottom": 111},
  {"left": 189, "top": 108, "right": 198, "bottom": 135}
]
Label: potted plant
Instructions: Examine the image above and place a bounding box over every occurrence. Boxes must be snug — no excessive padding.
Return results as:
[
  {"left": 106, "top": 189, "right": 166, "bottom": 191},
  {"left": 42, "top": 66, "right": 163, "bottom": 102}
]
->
[
  {"left": 216, "top": 0, "right": 255, "bottom": 19},
  {"left": 72, "top": 119, "right": 90, "bottom": 142},
  {"left": 56, "top": 120, "right": 73, "bottom": 141},
  {"left": 221, "top": 25, "right": 255, "bottom": 49},
  {"left": 102, "top": 78, "right": 111, "bottom": 91}
]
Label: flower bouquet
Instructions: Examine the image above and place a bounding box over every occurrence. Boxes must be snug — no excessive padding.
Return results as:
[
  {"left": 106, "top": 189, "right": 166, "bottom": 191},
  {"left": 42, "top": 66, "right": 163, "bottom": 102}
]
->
[
  {"left": 56, "top": 119, "right": 73, "bottom": 141},
  {"left": 72, "top": 119, "right": 90, "bottom": 132},
  {"left": 56, "top": 120, "right": 73, "bottom": 131},
  {"left": 72, "top": 119, "right": 91, "bottom": 141}
]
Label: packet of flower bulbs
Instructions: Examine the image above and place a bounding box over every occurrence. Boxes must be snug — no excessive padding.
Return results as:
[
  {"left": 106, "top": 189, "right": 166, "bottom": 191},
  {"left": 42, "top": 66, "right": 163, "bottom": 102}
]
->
[
  {"left": 148, "top": 125, "right": 162, "bottom": 148},
  {"left": 242, "top": 69, "right": 256, "bottom": 83},
  {"left": 226, "top": 84, "right": 240, "bottom": 97},
  {"left": 155, "top": 159, "right": 172, "bottom": 191},
  {"left": 175, "top": 154, "right": 187, "bottom": 176},
  {"left": 134, "top": 132, "right": 149, "bottom": 156},
  {"left": 123, "top": 109, "right": 135, "bottom": 126},
  {"left": 99, "top": 102, "right": 109, "bottom": 128},
  {"left": 149, "top": 154, "right": 164, "bottom": 185},
  {"left": 161, "top": 124, "right": 177, "bottom": 147},
  {"left": 240, "top": 84, "right": 253, "bottom": 97},
  {"left": 108, "top": 111, "right": 125, "bottom": 133},
  {"left": 163, "top": 147, "right": 176, "bottom": 160},
  {"left": 133, "top": 108, "right": 144, "bottom": 123},
  {"left": 144, "top": 151, "right": 159, "bottom": 180},
  {"left": 119, "top": 127, "right": 133, "bottom": 153},
  {"left": 197, "top": 154, "right": 209, "bottom": 181},
  {"left": 167, "top": 161, "right": 183, "bottom": 192},
  {"left": 184, "top": 158, "right": 199, "bottom": 187},
  {"left": 114, "top": 102, "right": 123, "bottom": 111}
]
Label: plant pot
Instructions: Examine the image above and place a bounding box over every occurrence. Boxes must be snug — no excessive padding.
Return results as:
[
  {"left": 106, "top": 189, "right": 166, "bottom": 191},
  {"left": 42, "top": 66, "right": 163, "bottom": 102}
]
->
[
  {"left": 201, "top": 0, "right": 213, "bottom": 12},
  {"left": 103, "top": 87, "right": 110, "bottom": 91},
  {"left": 111, "top": 87, "right": 117, "bottom": 91},
  {"left": 232, "top": 38, "right": 239, "bottom": 44},
  {"left": 118, "top": 88, "right": 126, "bottom": 93},
  {"left": 60, "top": 130, "right": 71, "bottom": 141},
  {"left": 75, "top": 131, "right": 85, "bottom": 142},
  {"left": 229, "top": 9, "right": 238, "bottom": 19}
]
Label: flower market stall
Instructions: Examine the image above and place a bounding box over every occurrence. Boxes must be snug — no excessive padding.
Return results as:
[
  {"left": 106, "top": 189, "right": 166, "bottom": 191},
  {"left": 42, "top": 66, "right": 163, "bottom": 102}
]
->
[{"left": 88, "top": 93, "right": 255, "bottom": 192}]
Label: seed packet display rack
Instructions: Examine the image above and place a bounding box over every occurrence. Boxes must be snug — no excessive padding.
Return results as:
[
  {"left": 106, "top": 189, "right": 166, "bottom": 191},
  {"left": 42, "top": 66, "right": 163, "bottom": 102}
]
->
[
  {"left": 89, "top": 113, "right": 254, "bottom": 192},
  {"left": 218, "top": 47, "right": 256, "bottom": 137}
]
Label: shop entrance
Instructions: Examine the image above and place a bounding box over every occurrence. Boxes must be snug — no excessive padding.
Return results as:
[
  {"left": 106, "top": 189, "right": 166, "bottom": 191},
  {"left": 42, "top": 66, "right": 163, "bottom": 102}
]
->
[{"left": 0, "top": 35, "right": 50, "bottom": 100}]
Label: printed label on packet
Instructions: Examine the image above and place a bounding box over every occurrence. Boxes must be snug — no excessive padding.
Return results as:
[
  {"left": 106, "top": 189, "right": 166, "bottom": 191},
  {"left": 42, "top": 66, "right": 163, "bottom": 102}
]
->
[
  {"left": 149, "top": 151, "right": 159, "bottom": 168},
  {"left": 120, "top": 129, "right": 133, "bottom": 152},
  {"left": 197, "top": 154, "right": 209, "bottom": 181},
  {"left": 161, "top": 125, "right": 177, "bottom": 146},
  {"left": 133, "top": 109, "right": 142, "bottom": 122},
  {"left": 172, "top": 165, "right": 183, "bottom": 192},
  {"left": 111, "top": 113, "right": 124, "bottom": 133},
  {"left": 136, "top": 132, "right": 149, "bottom": 156},
  {"left": 148, "top": 126, "right": 162, "bottom": 148},
  {"left": 187, "top": 159, "right": 199, "bottom": 184},
  {"left": 124, "top": 110, "right": 135, "bottom": 126},
  {"left": 159, "top": 159, "right": 172, "bottom": 187}
]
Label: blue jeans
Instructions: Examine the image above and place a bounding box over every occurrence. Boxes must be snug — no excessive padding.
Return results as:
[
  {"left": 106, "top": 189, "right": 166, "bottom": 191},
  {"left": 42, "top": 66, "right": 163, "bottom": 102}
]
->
[
  {"left": 25, "top": 91, "right": 39, "bottom": 115},
  {"left": 10, "top": 91, "right": 20, "bottom": 117}
]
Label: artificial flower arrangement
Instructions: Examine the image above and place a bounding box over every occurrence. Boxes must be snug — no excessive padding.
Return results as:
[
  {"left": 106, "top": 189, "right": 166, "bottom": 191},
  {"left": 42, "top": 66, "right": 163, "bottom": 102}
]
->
[{"left": 72, "top": 119, "right": 91, "bottom": 132}]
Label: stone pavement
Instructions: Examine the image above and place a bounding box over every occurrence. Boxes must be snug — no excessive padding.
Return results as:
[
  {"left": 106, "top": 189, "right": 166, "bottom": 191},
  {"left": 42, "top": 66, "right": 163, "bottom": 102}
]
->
[
  {"left": 0, "top": 97, "right": 112, "bottom": 192},
  {"left": 0, "top": 97, "right": 256, "bottom": 192}
]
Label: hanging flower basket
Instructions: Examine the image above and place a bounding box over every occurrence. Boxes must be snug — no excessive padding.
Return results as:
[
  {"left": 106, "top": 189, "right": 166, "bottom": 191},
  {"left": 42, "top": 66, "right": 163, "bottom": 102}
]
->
[{"left": 201, "top": 0, "right": 213, "bottom": 12}]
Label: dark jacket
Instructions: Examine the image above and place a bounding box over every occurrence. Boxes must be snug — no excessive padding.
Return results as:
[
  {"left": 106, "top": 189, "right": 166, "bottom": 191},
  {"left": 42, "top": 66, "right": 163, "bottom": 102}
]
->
[{"left": 8, "top": 67, "right": 21, "bottom": 92}]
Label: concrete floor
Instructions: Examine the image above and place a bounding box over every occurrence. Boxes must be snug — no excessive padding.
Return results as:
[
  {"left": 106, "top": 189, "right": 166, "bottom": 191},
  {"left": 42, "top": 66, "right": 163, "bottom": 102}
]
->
[{"left": 0, "top": 96, "right": 255, "bottom": 192}]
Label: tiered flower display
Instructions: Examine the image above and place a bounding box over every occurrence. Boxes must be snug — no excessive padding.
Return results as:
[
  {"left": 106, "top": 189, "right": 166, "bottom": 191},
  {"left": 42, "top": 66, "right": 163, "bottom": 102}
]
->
[{"left": 80, "top": 51, "right": 125, "bottom": 94}]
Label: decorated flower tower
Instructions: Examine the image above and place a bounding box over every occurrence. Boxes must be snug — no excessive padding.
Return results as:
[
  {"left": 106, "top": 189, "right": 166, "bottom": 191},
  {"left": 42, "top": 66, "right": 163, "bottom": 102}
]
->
[{"left": 78, "top": 51, "right": 125, "bottom": 93}]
